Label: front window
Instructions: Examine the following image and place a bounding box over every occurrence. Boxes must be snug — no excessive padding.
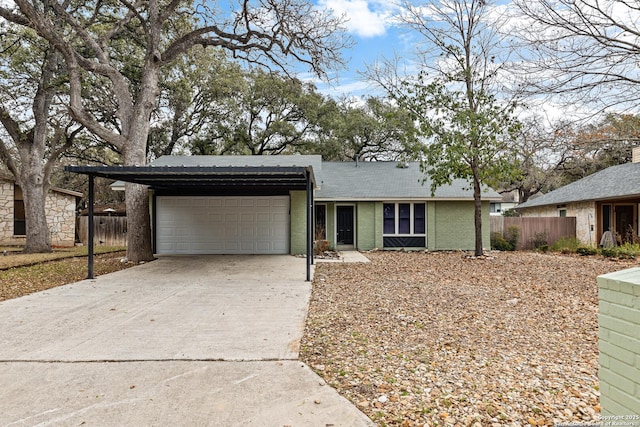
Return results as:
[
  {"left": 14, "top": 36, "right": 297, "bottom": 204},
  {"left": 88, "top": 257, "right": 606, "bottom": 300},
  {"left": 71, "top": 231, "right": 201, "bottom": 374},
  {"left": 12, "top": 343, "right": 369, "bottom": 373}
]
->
[
  {"left": 384, "top": 203, "right": 395, "bottom": 234},
  {"left": 398, "top": 204, "right": 411, "bottom": 234},
  {"left": 14, "top": 184, "right": 25, "bottom": 236},
  {"left": 383, "top": 203, "right": 426, "bottom": 235},
  {"left": 414, "top": 203, "right": 425, "bottom": 234},
  {"left": 315, "top": 204, "right": 327, "bottom": 240}
]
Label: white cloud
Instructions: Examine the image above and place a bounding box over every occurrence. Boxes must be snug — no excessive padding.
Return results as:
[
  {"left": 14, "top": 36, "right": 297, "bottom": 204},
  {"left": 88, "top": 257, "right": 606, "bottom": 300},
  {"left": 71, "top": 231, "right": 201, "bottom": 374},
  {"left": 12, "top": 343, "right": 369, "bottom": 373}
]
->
[{"left": 317, "top": 0, "right": 394, "bottom": 38}]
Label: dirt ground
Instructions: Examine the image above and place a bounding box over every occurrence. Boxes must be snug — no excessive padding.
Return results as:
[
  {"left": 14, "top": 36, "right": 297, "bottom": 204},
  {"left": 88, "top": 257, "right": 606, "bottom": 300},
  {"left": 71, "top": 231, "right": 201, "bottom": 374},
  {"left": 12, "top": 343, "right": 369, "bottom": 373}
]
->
[{"left": 301, "top": 250, "right": 638, "bottom": 426}]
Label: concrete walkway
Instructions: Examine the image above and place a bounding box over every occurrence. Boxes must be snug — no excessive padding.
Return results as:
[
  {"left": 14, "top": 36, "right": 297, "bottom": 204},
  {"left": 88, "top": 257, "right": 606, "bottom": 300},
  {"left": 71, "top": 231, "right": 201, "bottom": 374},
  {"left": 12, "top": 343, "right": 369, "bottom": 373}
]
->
[
  {"left": 0, "top": 255, "right": 373, "bottom": 426},
  {"left": 315, "top": 250, "right": 371, "bottom": 264}
]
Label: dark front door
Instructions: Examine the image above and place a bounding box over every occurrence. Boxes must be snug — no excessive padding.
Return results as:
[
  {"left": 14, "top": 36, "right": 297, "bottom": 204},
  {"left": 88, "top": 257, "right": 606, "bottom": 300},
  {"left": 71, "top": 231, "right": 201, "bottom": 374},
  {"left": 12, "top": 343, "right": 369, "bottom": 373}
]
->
[{"left": 336, "top": 206, "right": 354, "bottom": 246}]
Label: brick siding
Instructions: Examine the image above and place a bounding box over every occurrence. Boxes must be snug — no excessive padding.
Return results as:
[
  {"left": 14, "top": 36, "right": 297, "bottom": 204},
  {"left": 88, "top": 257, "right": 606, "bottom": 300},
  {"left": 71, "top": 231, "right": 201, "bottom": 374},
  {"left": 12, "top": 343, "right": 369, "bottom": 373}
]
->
[{"left": 598, "top": 268, "right": 640, "bottom": 415}]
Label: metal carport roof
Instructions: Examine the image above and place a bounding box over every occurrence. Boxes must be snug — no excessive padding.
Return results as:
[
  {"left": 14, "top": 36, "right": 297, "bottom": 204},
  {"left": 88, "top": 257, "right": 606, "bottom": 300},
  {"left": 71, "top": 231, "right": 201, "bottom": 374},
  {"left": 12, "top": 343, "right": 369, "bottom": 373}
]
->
[
  {"left": 65, "top": 164, "right": 316, "bottom": 281},
  {"left": 65, "top": 165, "right": 316, "bottom": 190}
]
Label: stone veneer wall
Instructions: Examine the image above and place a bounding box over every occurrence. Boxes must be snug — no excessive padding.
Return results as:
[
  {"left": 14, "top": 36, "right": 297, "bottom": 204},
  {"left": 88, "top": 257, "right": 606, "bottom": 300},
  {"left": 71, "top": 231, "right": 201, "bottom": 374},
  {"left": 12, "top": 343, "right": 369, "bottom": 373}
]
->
[
  {"left": 598, "top": 268, "right": 640, "bottom": 416},
  {"left": 46, "top": 190, "right": 77, "bottom": 246},
  {"left": 519, "top": 201, "right": 596, "bottom": 246},
  {"left": 0, "top": 180, "right": 77, "bottom": 247},
  {"left": 0, "top": 181, "right": 14, "bottom": 242}
]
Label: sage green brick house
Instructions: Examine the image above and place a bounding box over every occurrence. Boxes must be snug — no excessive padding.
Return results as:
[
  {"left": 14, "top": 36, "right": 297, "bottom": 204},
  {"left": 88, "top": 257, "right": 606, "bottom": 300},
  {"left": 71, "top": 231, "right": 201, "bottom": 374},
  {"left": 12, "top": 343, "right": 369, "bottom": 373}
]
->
[
  {"left": 313, "top": 161, "right": 498, "bottom": 252},
  {"left": 128, "top": 155, "right": 499, "bottom": 255}
]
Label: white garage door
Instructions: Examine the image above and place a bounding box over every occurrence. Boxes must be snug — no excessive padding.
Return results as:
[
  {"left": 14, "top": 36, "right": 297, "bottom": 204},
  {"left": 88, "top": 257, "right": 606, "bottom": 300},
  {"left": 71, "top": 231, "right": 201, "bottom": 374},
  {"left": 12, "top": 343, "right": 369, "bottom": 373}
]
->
[{"left": 155, "top": 196, "right": 290, "bottom": 254}]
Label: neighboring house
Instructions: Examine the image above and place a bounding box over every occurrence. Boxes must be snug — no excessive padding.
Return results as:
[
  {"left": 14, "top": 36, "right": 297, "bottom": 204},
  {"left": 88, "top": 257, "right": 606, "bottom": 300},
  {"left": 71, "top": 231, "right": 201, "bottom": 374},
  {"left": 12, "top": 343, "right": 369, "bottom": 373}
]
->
[
  {"left": 490, "top": 190, "right": 544, "bottom": 216},
  {"left": 68, "top": 155, "right": 501, "bottom": 255},
  {"left": 0, "top": 177, "right": 82, "bottom": 247},
  {"left": 490, "top": 190, "right": 519, "bottom": 216},
  {"left": 516, "top": 159, "right": 640, "bottom": 247}
]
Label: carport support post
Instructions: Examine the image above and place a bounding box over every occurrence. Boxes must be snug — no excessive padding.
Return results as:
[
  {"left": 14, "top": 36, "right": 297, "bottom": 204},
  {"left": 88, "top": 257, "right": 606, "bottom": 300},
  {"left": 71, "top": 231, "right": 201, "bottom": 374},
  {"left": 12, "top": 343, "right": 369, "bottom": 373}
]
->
[
  {"left": 87, "top": 174, "right": 95, "bottom": 279},
  {"left": 306, "top": 172, "right": 313, "bottom": 282}
]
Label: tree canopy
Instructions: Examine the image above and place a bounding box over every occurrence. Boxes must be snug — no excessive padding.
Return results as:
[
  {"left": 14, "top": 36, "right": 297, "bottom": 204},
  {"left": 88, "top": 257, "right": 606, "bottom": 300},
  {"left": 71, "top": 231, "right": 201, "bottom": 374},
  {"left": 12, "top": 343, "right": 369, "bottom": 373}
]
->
[
  {"left": 0, "top": 0, "right": 351, "bottom": 261},
  {"left": 0, "top": 23, "right": 84, "bottom": 252},
  {"left": 512, "top": 0, "right": 640, "bottom": 113}
]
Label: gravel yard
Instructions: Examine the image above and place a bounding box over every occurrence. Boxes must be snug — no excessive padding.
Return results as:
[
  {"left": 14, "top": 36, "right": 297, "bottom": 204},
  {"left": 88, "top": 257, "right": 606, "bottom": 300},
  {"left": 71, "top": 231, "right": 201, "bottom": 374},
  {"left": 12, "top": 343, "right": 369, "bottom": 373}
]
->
[{"left": 301, "top": 251, "right": 638, "bottom": 426}]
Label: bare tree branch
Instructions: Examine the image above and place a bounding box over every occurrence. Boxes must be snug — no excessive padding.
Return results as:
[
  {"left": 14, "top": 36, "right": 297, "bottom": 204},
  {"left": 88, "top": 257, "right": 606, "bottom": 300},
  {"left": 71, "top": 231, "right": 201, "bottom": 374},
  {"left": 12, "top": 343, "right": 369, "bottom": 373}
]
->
[{"left": 511, "top": 0, "right": 640, "bottom": 112}]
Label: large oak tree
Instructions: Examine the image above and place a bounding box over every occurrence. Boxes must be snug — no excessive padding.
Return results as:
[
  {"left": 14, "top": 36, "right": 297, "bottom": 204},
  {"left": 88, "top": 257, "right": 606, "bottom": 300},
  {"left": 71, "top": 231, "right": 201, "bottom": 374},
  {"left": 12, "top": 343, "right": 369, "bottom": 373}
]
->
[
  {"left": 0, "top": 0, "right": 349, "bottom": 262},
  {"left": 0, "top": 26, "right": 82, "bottom": 253},
  {"left": 313, "top": 97, "right": 420, "bottom": 162}
]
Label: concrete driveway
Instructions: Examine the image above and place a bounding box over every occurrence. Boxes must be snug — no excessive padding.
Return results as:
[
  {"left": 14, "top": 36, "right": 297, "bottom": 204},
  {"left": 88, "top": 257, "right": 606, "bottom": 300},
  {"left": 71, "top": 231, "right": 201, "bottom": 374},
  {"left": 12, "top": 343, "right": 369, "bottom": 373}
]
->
[{"left": 0, "top": 255, "right": 373, "bottom": 426}]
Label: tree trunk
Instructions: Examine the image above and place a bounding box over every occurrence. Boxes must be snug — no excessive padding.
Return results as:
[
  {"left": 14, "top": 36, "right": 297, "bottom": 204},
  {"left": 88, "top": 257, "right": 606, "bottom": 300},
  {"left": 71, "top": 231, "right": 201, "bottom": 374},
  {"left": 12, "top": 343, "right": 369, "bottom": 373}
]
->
[
  {"left": 121, "top": 78, "right": 157, "bottom": 263},
  {"left": 122, "top": 127, "right": 154, "bottom": 262},
  {"left": 473, "top": 173, "right": 483, "bottom": 257},
  {"left": 124, "top": 181, "right": 154, "bottom": 262},
  {"left": 19, "top": 158, "right": 51, "bottom": 253}
]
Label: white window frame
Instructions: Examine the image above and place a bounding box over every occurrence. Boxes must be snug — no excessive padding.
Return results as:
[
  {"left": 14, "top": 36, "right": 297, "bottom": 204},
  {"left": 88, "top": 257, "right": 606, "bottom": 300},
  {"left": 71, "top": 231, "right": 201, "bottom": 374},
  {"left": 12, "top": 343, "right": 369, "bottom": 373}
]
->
[{"left": 383, "top": 202, "right": 426, "bottom": 236}]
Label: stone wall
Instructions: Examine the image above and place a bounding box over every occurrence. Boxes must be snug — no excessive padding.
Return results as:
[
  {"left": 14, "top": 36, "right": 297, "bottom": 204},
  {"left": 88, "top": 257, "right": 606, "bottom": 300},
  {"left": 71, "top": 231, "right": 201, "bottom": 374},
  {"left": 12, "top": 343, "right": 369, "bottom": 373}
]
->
[
  {"left": 598, "top": 268, "right": 640, "bottom": 416},
  {"left": 0, "top": 180, "right": 77, "bottom": 247},
  {"left": 0, "top": 181, "right": 13, "bottom": 242},
  {"left": 46, "top": 190, "right": 77, "bottom": 246}
]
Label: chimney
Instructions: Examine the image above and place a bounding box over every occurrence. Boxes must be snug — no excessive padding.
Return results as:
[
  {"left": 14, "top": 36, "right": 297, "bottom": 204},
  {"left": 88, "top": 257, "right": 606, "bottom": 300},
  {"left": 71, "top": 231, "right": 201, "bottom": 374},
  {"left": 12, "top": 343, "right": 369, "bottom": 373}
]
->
[{"left": 633, "top": 147, "right": 640, "bottom": 163}]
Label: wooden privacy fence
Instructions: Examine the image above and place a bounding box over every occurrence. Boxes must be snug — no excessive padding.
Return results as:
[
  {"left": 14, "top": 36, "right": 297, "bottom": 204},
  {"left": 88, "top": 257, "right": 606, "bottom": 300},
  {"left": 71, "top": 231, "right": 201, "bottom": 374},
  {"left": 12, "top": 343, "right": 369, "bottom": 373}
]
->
[
  {"left": 77, "top": 216, "right": 127, "bottom": 247},
  {"left": 490, "top": 216, "right": 576, "bottom": 250}
]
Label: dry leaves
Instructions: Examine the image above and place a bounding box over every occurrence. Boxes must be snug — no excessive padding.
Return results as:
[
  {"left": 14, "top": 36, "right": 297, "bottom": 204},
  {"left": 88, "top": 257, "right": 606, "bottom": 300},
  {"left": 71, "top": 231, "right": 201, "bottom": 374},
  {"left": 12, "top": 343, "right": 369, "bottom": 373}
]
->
[
  {"left": 301, "top": 251, "right": 636, "bottom": 426},
  {"left": 0, "top": 251, "right": 134, "bottom": 302}
]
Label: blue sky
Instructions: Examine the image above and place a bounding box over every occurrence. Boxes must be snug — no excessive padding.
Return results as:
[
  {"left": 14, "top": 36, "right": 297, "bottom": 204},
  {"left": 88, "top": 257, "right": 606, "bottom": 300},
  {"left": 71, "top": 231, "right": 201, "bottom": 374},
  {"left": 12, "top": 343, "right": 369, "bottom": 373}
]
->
[
  {"left": 307, "top": 0, "right": 594, "bottom": 121},
  {"left": 311, "top": 0, "right": 640, "bottom": 122},
  {"left": 306, "top": 0, "right": 405, "bottom": 99}
]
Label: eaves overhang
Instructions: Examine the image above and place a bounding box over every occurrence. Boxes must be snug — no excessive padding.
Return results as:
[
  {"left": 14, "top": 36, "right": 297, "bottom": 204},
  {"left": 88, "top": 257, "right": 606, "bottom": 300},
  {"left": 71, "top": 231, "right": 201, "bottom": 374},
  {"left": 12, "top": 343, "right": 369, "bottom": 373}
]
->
[
  {"left": 314, "top": 196, "right": 504, "bottom": 202},
  {"left": 64, "top": 165, "right": 316, "bottom": 191}
]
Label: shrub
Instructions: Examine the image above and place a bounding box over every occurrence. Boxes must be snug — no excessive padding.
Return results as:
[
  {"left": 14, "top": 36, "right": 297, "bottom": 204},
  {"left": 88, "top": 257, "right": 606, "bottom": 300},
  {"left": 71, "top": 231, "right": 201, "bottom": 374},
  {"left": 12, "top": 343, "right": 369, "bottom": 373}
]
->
[
  {"left": 623, "top": 225, "right": 640, "bottom": 245},
  {"left": 491, "top": 232, "right": 512, "bottom": 251},
  {"left": 530, "top": 231, "right": 548, "bottom": 250},
  {"left": 601, "top": 243, "right": 640, "bottom": 259},
  {"left": 491, "top": 226, "right": 520, "bottom": 251},
  {"left": 550, "top": 236, "right": 581, "bottom": 253},
  {"left": 505, "top": 226, "right": 520, "bottom": 250},
  {"left": 491, "top": 233, "right": 511, "bottom": 251},
  {"left": 600, "top": 247, "right": 618, "bottom": 258},
  {"left": 576, "top": 246, "right": 598, "bottom": 256},
  {"left": 314, "top": 239, "right": 331, "bottom": 255},
  {"left": 621, "top": 243, "right": 640, "bottom": 257}
]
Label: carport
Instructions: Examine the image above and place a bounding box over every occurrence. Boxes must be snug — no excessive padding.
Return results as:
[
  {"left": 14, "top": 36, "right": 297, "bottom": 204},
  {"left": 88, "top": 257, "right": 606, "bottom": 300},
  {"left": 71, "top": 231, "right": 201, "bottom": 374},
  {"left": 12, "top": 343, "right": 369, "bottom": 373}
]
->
[{"left": 65, "top": 164, "right": 316, "bottom": 281}]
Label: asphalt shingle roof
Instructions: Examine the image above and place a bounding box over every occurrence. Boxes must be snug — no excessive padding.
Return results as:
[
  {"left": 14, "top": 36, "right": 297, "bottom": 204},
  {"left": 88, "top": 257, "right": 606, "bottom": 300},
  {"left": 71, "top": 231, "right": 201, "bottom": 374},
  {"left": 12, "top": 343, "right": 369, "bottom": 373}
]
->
[
  {"left": 150, "top": 156, "right": 501, "bottom": 201},
  {"left": 315, "top": 161, "right": 499, "bottom": 200},
  {"left": 517, "top": 162, "right": 640, "bottom": 209}
]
